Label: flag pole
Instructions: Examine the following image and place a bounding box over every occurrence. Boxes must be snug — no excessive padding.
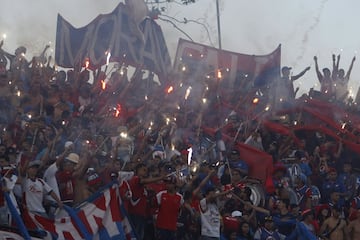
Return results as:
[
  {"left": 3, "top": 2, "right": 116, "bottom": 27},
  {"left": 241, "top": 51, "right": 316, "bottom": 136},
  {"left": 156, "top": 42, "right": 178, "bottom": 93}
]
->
[{"left": 216, "top": 0, "right": 222, "bottom": 50}]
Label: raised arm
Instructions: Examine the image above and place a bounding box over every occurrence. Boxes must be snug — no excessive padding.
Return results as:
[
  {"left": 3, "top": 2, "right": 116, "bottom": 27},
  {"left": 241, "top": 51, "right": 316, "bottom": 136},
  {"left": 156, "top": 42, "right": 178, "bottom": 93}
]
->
[
  {"left": 345, "top": 56, "right": 356, "bottom": 80},
  {"left": 193, "top": 170, "right": 216, "bottom": 197},
  {"left": 313, "top": 56, "right": 323, "bottom": 82},
  {"left": 291, "top": 66, "right": 311, "bottom": 81},
  {"left": 332, "top": 54, "right": 339, "bottom": 79}
]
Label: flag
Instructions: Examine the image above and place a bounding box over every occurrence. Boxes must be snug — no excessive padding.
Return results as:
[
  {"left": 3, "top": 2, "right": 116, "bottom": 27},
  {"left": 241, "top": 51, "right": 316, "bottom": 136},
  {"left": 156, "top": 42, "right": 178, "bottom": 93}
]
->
[
  {"left": 25, "top": 184, "right": 134, "bottom": 240},
  {"left": 202, "top": 127, "right": 274, "bottom": 193},
  {"left": 173, "top": 38, "right": 281, "bottom": 92},
  {"left": 55, "top": 2, "right": 172, "bottom": 83}
]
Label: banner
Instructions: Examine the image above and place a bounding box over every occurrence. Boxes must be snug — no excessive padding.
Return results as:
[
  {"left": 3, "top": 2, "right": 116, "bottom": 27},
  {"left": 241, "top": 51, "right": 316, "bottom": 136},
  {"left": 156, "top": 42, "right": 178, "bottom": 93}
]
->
[
  {"left": 202, "top": 126, "right": 274, "bottom": 193},
  {"left": 55, "top": 2, "right": 172, "bottom": 83},
  {"left": 25, "top": 184, "right": 133, "bottom": 240},
  {"left": 173, "top": 38, "right": 281, "bottom": 91}
]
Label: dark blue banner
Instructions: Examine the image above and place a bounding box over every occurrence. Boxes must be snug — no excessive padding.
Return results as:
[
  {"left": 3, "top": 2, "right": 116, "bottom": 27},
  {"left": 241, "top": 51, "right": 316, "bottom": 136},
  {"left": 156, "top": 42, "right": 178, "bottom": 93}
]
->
[{"left": 55, "top": 3, "right": 172, "bottom": 82}]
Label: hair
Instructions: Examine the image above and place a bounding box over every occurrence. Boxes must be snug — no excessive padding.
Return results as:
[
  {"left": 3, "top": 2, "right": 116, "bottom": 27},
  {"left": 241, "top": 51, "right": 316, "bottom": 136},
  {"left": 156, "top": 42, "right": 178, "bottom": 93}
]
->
[
  {"left": 279, "top": 198, "right": 290, "bottom": 208},
  {"left": 205, "top": 186, "right": 216, "bottom": 195},
  {"left": 243, "top": 187, "right": 252, "bottom": 198},
  {"left": 238, "top": 221, "right": 252, "bottom": 238},
  {"left": 135, "top": 163, "right": 147, "bottom": 174},
  {"left": 0, "top": 155, "right": 10, "bottom": 162}
]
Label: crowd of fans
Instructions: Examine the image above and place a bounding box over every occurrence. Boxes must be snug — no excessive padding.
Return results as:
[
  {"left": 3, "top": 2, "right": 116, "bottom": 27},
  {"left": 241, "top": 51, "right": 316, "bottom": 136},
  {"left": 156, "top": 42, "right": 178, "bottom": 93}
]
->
[{"left": 0, "top": 41, "right": 360, "bottom": 240}]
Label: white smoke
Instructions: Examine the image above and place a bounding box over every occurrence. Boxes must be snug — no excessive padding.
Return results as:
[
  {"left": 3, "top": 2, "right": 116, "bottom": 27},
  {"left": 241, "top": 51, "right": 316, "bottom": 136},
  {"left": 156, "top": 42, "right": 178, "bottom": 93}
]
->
[{"left": 294, "top": 0, "right": 329, "bottom": 65}]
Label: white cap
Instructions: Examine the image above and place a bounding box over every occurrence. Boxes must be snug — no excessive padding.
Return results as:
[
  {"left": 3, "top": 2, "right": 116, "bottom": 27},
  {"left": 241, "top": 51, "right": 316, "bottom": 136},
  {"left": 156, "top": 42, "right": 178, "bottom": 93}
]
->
[
  {"left": 65, "top": 141, "right": 74, "bottom": 148},
  {"left": 65, "top": 153, "right": 79, "bottom": 164},
  {"left": 231, "top": 210, "right": 242, "bottom": 217}
]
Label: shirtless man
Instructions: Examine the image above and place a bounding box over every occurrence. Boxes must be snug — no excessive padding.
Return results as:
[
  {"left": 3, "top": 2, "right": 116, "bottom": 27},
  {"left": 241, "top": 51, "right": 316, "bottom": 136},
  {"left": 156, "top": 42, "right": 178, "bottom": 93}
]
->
[
  {"left": 319, "top": 206, "right": 347, "bottom": 240},
  {"left": 347, "top": 209, "right": 360, "bottom": 240}
]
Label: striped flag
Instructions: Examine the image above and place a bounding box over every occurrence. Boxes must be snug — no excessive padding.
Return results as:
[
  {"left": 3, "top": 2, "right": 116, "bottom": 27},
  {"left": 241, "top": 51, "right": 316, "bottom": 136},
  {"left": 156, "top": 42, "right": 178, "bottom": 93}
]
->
[{"left": 25, "top": 184, "right": 134, "bottom": 240}]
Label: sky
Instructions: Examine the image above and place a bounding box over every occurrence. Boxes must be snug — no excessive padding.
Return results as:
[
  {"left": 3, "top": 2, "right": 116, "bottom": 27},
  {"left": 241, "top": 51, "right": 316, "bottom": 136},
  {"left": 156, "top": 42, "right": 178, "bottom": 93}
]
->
[{"left": 1, "top": 0, "right": 360, "bottom": 98}]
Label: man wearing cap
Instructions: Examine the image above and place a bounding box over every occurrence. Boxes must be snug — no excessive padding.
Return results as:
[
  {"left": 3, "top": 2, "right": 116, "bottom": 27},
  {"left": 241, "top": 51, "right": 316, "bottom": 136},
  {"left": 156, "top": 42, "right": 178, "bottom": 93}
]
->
[
  {"left": 219, "top": 149, "right": 249, "bottom": 185},
  {"left": 43, "top": 142, "right": 74, "bottom": 208},
  {"left": 338, "top": 160, "right": 357, "bottom": 203},
  {"left": 282, "top": 66, "right": 310, "bottom": 98},
  {"left": 273, "top": 65, "right": 310, "bottom": 106},
  {"left": 22, "top": 160, "right": 63, "bottom": 218},
  {"left": 294, "top": 173, "right": 312, "bottom": 211},
  {"left": 254, "top": 216, "right": 282, "bottom": 240},
  {"left": 286, "top": 209, "right": 318, "bottom": 240},
  {"left": 55, "top": 152, "right": 80, "bottom": 207},
  {"left": 273, "top": 198, "right": 297, "bottom": 236},
  {"left": 322, "top": 168, "right": 345, "bottom": 205},
  {"left": 200, "top": 186, "right": 232, "bottom": 240}
]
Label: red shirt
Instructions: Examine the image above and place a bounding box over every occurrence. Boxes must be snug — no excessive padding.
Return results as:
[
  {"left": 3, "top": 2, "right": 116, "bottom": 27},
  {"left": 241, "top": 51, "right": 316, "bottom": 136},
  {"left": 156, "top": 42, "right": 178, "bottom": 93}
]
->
[
  {"left": 156, "top": 190, "right": 183, "bottom": 231},
  {"left": 146, "top": 182, "right": 166, "bottom": 216},
  {"left": 56, "top": 171, "right": 75, "bottom": 202},
  {"left": 128, "top": 176, "right": 148, "bottom": 217},
  {"left": 119, "top": 180, "right": 132, "bottom": 211}
]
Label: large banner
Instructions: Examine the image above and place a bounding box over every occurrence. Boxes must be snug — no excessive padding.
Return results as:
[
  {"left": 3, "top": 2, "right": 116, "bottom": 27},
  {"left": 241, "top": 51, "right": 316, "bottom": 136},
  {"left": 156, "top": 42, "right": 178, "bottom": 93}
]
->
[
  {"left": 55, "top": 2, "right": 172, "bottom": 82},
  {"left": 173, "top": 38, "right": 281, "bottom": 91},
  {"left": 24, "top": 184, "right": 133, "bottom": 240}
]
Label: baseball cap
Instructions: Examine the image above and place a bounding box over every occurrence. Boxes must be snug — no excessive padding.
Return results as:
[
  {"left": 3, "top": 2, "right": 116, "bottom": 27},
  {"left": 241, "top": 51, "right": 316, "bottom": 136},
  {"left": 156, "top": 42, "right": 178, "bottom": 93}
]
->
[
  {"left": 64, "top": 141, "right": 74, "bottom": 148},
  {"left": 231, "top": 210, "right": 242, "bottom": 217},
  {"left": 282, "top": 66, "right": 292, "bottom": 71},
  {"left": 65, "top": 153, "right": 79, "bottom": 164},
  {"left": 28, "top": 160, "right": 41, "bottom": 168}
]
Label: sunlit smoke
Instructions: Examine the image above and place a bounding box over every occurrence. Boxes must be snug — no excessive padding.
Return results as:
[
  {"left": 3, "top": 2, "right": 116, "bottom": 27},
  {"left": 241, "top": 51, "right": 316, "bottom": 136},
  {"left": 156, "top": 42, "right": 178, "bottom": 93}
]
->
[{"left": 295, "top": 0, "right": 329, "bottom": 64}]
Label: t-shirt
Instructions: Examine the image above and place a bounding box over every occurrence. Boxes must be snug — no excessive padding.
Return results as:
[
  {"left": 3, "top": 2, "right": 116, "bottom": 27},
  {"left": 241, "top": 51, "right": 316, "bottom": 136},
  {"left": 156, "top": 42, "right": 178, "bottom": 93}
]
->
[
  {"left": 128, "top": 176, "right": 148, "bottom": 217},
  {"left": 56, "top": 170, "right": 75, "bottom": 203},
  {"left": 156, "top": 190, "right": 183, "bottom": 231},
  {"left": 23, "top": 177, "right": 53, "bottom": 213},
  {"left": 43, "top": 162, "right": 60, "bottom": 202},
  {"left": 200, "top": 198, "right": 220, "bottom": 237},
  {"left": 254, "top": 227, "right": 281, "bottom": 240}
]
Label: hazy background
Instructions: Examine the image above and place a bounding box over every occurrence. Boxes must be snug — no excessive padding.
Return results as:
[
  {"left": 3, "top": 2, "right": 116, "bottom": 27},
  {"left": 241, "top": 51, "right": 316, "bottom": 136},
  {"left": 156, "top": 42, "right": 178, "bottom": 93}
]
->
[{"left": 1, "top": 0, "right": 359, "bottom": 97}]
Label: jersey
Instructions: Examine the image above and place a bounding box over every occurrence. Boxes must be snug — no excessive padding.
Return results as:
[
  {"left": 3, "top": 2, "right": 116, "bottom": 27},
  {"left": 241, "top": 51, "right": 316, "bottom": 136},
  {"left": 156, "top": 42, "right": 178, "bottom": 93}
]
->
[
  {"left": 156, "top": 190, "right": 183, "bottom": 231},
  {"left": 200, "top": 198, "right": 220, "bottom": 238},
  {"left": 23, "top": 177, "right": 53, "bottom": 213}
]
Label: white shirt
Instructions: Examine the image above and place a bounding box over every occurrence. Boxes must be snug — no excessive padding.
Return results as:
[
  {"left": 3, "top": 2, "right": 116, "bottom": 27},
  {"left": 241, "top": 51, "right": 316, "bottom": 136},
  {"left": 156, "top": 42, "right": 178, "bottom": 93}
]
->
[
  {"left": 200, "top": 198, "right": 220, "bottom": 237},
  {"left": 3, "top": 173, "right": 20, "bottom": 214},
  {"left": 334, "top": 78, "right": 348, "bottom": 101},
  {"left": 43, "top": 162, "right": 60, "bottom": 202},
  {"left": 23, "top": 177, "right": 53, "bottom": 213}
]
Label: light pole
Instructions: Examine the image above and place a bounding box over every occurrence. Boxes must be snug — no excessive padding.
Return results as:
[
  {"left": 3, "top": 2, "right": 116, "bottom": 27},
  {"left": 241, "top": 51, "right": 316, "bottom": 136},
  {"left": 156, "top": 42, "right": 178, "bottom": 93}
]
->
[{"left": 216, "top": 0, "right": 222, "bottom": 50}]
